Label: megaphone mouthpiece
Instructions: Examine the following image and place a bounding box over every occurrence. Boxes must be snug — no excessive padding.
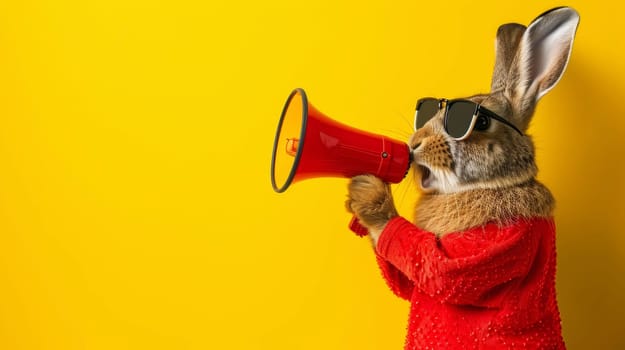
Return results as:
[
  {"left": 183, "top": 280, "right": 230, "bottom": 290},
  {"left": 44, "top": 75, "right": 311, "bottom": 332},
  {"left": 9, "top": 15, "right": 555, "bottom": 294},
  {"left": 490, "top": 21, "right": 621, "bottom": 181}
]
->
[{"left": 285, "top": 138, "right": 299, "bottom": 157}]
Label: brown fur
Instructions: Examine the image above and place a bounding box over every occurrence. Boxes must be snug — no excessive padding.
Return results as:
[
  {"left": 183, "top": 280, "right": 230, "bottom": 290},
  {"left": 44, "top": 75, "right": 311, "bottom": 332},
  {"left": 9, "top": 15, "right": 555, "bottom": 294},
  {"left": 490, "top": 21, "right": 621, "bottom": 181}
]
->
[
  {"left": 346, "top": 175, "right": 397, "bottom": 232},
  {"left": 415, "top": 179, "right": 554, "bottom": 236},
  {"left": 491, "top": 24, "right": 526, "bottom": 92}
]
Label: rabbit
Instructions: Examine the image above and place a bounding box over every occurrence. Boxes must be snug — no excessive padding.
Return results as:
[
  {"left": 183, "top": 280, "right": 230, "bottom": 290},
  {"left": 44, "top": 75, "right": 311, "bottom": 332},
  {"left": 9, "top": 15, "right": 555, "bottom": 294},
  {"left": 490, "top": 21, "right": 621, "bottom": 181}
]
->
[{"left": 346, "top": 7, "right": 579, "bottom": 350}]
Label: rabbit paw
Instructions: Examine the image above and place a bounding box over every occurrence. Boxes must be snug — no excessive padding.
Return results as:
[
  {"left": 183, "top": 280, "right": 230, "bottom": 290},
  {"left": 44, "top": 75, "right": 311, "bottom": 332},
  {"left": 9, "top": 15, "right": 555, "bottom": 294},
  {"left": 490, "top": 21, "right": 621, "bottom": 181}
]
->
[{"left": 346, "top": 175, "right": 398, "bottom": 233}]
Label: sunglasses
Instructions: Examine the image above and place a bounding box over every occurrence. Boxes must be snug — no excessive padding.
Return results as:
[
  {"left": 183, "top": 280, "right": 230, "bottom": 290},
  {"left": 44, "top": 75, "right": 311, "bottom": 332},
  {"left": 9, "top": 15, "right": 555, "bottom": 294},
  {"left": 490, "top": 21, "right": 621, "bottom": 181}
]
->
[{"left": 414, "top": 98, "right": 523, "bottom": 140}]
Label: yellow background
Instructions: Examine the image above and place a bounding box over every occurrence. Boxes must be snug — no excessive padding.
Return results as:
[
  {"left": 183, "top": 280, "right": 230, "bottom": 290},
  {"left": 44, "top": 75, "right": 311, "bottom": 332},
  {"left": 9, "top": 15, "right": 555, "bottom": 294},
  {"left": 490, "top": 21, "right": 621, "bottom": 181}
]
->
[{"left": 0, "top": 1, "right": 623, "bottom": 349}]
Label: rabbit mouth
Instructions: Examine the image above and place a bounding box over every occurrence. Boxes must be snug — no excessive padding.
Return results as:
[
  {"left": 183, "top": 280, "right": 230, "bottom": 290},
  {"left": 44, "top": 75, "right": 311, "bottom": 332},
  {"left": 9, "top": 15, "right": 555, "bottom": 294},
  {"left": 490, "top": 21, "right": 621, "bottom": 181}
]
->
[{"left": 418, "top": 165, "right": 433, "bottom": 189}]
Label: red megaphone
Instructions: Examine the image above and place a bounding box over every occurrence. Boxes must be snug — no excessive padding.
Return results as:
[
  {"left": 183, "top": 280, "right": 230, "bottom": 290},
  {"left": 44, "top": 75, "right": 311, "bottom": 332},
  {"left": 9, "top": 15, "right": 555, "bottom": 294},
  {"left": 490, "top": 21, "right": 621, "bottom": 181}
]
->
[{"left": 271, "top": 88, "right": 411, "bottom": 193}]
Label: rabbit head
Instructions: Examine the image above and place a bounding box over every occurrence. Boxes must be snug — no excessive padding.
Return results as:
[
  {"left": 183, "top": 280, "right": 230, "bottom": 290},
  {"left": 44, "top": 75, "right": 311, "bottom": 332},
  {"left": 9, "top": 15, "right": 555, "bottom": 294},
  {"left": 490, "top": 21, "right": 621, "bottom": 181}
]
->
[
  {"left": 411, "top": 7, "right": 579, "bottom": 195},
  {"left": 410, "top": 7, "right": 579, "bottom": 234}
]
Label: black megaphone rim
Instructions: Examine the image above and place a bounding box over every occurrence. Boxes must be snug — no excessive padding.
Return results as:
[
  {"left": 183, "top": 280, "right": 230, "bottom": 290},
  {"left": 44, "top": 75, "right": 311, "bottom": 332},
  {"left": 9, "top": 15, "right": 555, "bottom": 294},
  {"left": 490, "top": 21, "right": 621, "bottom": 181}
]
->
[{"left": 271, "top": 88, "right": 308, "bottom": 193}]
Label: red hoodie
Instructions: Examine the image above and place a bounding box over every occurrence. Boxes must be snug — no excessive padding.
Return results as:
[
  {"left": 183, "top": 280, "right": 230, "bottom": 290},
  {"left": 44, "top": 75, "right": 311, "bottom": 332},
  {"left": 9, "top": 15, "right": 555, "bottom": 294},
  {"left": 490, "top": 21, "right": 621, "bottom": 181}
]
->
[{"left": 373, "top": 216, "right": 565, "bottom": 349}]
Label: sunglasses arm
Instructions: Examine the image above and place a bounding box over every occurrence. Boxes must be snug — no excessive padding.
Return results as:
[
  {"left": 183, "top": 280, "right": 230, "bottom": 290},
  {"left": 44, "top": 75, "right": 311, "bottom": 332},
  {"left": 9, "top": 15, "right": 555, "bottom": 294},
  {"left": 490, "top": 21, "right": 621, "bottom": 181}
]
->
[{"left": 477, "top": 107, "right": 524, "bottom": 136}]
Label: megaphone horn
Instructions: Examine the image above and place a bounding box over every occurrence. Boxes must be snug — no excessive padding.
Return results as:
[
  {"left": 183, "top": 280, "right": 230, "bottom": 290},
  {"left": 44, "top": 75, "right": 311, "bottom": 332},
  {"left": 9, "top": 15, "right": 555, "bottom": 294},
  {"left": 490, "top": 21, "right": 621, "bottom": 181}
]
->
[{"left": 271, "top": 88, "right": 412, "bottom": 193}]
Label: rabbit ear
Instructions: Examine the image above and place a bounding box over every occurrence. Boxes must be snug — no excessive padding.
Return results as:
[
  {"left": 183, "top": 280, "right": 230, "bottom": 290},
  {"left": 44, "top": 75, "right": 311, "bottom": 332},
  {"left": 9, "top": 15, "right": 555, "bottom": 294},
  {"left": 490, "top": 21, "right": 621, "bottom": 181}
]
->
[
  {"left": 491, "top": 23, "right": 526, "bottom": 92},
  {"left": 505, "top": 7, "right": 580, "bottom": 129}
]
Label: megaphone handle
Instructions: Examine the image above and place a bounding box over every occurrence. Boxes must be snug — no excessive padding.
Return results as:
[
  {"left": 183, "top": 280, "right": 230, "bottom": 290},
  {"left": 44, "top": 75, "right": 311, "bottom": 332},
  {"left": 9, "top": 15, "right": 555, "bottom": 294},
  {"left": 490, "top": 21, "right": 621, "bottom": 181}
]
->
[{"left": 349, "top": 216, "right": 369, "bottom": 237}]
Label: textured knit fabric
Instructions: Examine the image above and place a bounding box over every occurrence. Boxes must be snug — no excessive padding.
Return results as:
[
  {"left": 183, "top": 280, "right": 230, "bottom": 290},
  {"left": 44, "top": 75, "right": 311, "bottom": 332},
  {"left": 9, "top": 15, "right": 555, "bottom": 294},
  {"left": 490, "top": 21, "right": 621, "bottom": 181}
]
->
[{"left": 375, "top": 216, "right": 565, "bottom": 349}]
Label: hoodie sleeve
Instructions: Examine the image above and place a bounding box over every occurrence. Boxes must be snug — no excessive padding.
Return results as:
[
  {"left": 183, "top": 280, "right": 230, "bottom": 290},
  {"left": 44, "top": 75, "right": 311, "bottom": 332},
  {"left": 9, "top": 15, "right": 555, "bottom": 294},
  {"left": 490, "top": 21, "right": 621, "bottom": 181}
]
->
[
  {"left": 375, "top": 253, "right": 415, "bottom": 300},
  {"left": 375, "top": 216, "right": 546, "bottom": 308}
]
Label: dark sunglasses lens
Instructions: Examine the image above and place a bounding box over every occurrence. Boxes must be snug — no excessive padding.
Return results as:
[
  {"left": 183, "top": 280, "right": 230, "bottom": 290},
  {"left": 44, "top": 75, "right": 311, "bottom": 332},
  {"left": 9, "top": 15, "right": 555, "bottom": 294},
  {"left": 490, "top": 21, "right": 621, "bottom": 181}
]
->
[
  {"left": 446, "top": 101, "right": 477, "bottom": 139},
  {"left": 415, "top": 99, "right": 439, "bottom": 130}
]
